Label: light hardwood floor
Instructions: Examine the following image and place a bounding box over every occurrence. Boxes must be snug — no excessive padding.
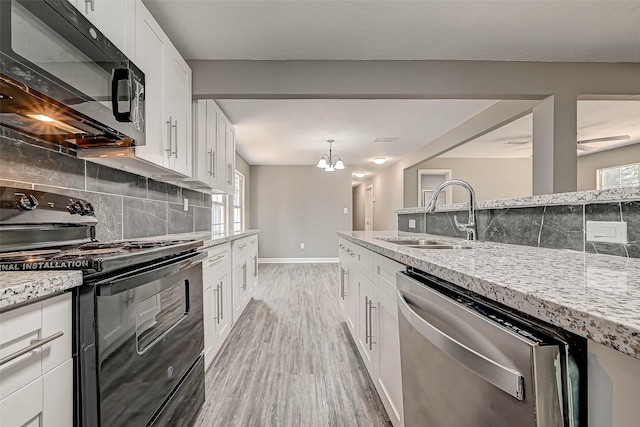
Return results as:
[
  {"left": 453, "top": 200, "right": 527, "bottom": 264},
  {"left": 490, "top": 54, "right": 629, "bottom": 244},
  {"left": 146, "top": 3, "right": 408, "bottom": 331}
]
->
[{"left": 194, "top": 263, "right": 391, "bottom": 427}]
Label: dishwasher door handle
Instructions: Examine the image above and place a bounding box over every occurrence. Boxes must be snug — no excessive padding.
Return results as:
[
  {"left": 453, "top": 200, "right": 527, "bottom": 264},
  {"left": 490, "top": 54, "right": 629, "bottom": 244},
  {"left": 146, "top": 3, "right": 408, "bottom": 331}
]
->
[{"left": 397, "top": 289, "right": 525, "bottom": 400}]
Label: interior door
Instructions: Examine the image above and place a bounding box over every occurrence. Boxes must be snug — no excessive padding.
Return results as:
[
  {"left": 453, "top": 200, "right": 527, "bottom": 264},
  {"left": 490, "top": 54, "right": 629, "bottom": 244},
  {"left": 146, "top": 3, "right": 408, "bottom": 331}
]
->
[{"left": 365, "top": 185, "right": 373, "bottom": 231}]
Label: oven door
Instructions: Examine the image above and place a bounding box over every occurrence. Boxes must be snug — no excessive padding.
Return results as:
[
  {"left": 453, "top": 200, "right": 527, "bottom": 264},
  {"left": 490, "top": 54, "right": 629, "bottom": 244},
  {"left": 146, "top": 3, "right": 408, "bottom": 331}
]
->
[
  {"left": 0, "top": 0, "right": 145, "bottom": 148},
  {"left": 78, "top": 252, "right": 205, "bottom": 427}
]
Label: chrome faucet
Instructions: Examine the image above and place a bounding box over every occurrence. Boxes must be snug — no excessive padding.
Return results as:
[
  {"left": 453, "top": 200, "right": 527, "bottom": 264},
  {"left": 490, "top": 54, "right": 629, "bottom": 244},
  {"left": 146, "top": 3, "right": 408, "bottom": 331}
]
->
[{"left": 425, "top": 179, "right": 478, "bottom": 241}]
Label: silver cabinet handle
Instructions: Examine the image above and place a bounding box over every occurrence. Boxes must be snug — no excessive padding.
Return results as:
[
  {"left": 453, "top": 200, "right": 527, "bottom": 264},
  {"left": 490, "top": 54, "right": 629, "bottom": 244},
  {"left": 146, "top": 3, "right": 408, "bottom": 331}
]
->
[
  {"left": 368, "top": 299, "right": 376, "bottom": 350},
  {"left": 340, "top": 268, "right": 348, "bottom": 300},
  {"left": 218, "top": 282, "right": 223, "bottom": 320},
  {"left": 207, "top": 253, "right": 226, "bottom": 266},
  {"left": 397, "top": 289, "right": 525, "bottom": 400},
  {"left": 171, "top": 120, "right": 178, "bottom": 157},
  {"left": 84, "top": 0, "right": 94, "bottom": 13},
  {"left": 208, "top": 150, "right": 214, "bottom": 176},
  {"left": 253, "top": 255, "right": 258, "bottom": 278},
  {"left": 0, "top": 331, "right": 64, "bottom": 366},
  {"left": 212, "top": 151, "right": 216, "bottom": 178},
  {"left": 242, "top": 262, "right": 247, "bottom": 291},
  {"left": 365, "top": 296, "right": 369, "bottom": 344},
  {"left": 165, "top": 117, "right": 172, "bottom": 157},
  {"left": 212, "top": 286, "right": 220, "bottom": 324}
]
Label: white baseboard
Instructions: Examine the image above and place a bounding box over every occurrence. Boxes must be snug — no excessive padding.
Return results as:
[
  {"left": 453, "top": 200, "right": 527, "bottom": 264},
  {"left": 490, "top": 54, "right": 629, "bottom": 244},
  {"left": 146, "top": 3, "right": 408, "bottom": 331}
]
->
[{"left": 259, "top": 258, "right": 339, "bottom": 264}]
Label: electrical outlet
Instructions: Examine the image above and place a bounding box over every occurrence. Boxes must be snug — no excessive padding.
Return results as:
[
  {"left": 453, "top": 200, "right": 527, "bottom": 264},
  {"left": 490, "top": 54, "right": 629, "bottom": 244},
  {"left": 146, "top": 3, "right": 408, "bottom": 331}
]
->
[
  {"left": 183, "top": 198, "right": 189, "bottom": 211},
  {"left": 408, "top": 219, "right": 416, "bottom": 229},
  {"left": 300, "top": 243, "right": 305, "bottom": 249},
  {"left": 344, "top": 207, "right": 349, "bottom": 214},
  {"left": 586, "top": 221, "right": 627, "bottom": 244}
]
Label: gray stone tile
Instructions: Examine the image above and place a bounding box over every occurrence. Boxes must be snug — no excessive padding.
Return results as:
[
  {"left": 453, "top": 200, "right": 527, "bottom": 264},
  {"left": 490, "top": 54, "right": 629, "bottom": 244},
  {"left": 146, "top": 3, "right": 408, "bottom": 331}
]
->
[
  {"left": 182, "top": 188, "right": 208, "bottom": 207},
  {"left": 0, "top": 135, "right": 85, "bottom": 189},
  {"left": 539, "top": 205, "right": 584, "bottom": 251},
  {"left": 33, "top": 185, "right": 124, "bottom": 242},
  {"left": 148, "top": 179, "right": 181, "bottom": 203},
  {"left": 86, "top": 162, "right": 147, "bottom": 198},
  {"left": 621, "top": 201, "right": 640, "bottom": 259},
  {"left": 194, "top": 207, "right": 212, "bottom": 232},
  {"left": 482, "top": 207, "right": 544, "bottom": 246},
  {"left": 168, "top": 203, "right": 194, "bottom": 234},
  {"left": 586, "top": 242, "right": 629, "bottom": 257},
  {"left": 122, "top": 198, "right": 167, "bottom": 238},
  {"left": 398, "top": 213, "right": 426, "bottom": 233},
  {"left": 585, "top": 202, "right": 622, "bottom": 222},
  {"left": 425, "top": 211, "right": 468, "bottom": 238}
]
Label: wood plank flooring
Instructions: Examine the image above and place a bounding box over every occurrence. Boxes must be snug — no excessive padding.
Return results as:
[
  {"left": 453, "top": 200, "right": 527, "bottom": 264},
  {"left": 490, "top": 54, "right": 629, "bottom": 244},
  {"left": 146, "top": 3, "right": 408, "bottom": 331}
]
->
[{"left": 194, "top": 263, "right": 391, "bottom": 427}]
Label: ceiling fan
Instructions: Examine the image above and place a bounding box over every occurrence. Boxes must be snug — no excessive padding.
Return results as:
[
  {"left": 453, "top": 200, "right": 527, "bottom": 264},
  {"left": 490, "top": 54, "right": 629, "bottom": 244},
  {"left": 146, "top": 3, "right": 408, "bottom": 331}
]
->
[{"left": 576, "top": 134, "right": 630, "bottom": 152}]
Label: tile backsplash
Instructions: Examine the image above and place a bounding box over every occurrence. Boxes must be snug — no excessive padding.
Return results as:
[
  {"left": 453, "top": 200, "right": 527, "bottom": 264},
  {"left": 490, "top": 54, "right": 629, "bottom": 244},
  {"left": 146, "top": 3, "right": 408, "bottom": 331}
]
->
[
  {"left": 399, "top": 198, "right": 640, "bottom": 258},
  {"left": 1, "top": 128, "right": 212, "bottom": 240}
]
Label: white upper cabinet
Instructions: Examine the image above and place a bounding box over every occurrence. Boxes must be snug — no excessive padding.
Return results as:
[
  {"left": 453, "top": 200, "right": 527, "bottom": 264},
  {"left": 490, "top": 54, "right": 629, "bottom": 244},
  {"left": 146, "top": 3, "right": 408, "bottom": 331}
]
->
[
  {"left": 68, "top": 0, "right": 135, "bottom": 57},
  {"left": 131, "top": 0, "right": 192, "bottom": 178},
  {"left": 193, "top": 100, "right": 235, "bottom": 193}
]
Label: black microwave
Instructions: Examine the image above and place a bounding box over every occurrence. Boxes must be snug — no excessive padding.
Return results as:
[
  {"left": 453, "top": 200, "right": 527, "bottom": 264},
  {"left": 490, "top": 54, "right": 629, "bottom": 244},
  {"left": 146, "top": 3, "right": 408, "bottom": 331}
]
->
[{"left": 0, "top": 0, "right": 145, "bottom": 153}]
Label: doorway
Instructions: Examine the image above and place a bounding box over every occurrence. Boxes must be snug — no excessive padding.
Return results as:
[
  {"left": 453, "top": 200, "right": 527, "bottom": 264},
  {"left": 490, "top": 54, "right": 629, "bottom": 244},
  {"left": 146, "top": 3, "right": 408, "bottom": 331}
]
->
[
  {"left": 418, "top": 169, "right": 452, "bottom": 207},
  {"left": 365, "top": 185, "right": 373, "bottom": 231}
]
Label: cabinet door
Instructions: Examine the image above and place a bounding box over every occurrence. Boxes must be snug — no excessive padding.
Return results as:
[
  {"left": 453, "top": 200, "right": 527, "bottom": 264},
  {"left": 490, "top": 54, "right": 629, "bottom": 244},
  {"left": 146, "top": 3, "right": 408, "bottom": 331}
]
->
[
  {"left": 225, "top": 121, "right": 236, "bottom": 192},
  {"left": 0, "top": 377, "right": 43, "bottom": 427},
  {"left": 214, "top": 270, "right": 232, "bottom": 349},
  {"left": 346, "top": 267, "right": 359, "bottom": 337},
  {"left": 73, "top": 0, "right": 130, "bottom": 56},
  {"left": 202, "top": 284, "right": 214, "bottom": 369},
  {"left": 357, "top": 274, "right": 378, "bottom": 376},
  {"left": 42, "top": 359, "right": 73, "bottom": 427},
  {"left": 232, "top": 259, "right": 246, "bottom": 324},
  {"left": 338, "top": 265, "right": 349, "bottom": 319},
  {"left": 217, "top": 112, "right": 230, "bottom": 191},
  {"left": 164, "top": 45, "right": 192, "bottom": 176},
  {"left": 134, "top": 1, "right": 168, "bottom": 167},
  {"left": 377, "top": 289, "right": 403, "bottom": 427},
  {"left": 206, "top": 100, "right": 220, "bottom": 186}
]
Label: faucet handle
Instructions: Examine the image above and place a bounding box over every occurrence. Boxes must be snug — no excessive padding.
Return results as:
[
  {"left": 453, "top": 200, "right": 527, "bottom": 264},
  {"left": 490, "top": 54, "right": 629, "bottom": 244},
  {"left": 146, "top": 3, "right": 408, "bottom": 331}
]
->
[{"left": 453, "top": 214, "right": 467, "bottom": 231}]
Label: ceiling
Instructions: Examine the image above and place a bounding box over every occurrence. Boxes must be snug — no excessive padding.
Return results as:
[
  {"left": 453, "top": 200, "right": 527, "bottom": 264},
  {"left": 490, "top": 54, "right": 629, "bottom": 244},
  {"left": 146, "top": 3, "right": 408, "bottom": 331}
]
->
[
  {"left": 143, "top": 1, "right": 640, "bottom": 177},
  {"left": 441, "top": 100, "right": 640, "bottom": 158},
  {"left": 217, "top": 99, "right": 497, "bottom": 169},
  {"left": 144, "top": 1, "right": 640, "bottom": 62}
]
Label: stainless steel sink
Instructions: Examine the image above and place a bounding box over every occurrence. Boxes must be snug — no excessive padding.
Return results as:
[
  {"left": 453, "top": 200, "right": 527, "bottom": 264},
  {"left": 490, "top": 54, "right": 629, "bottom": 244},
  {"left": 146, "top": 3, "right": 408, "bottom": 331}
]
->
[
  {"left": 405, "top": 244, "right": 472, "bottom": 250},
  {"left": 377, "top": 238, "right": 443, "bottom": 245}
]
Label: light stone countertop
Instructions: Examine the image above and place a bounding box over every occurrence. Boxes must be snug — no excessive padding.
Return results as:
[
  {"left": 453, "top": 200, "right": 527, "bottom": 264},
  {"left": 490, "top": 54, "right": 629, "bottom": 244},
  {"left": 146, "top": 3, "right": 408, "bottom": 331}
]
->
[
  {"left": 338, "top": 230, "right": 640, "bottom": 360},
  {"left": 0, "top": 230, "right": 259, "bottom": 312},
  {"left": 1, "top": 271, "right": 82, "bottom": 311},
  {"left": 395, "top": 186, "right": 640, "bottom": 214}
]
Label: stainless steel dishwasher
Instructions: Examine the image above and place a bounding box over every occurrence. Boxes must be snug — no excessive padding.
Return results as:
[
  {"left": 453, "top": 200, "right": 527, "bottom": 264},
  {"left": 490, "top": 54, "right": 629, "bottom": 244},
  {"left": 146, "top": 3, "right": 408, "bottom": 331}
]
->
[{"left": 397, "top": 268, "right": 584, "bottom": 427}]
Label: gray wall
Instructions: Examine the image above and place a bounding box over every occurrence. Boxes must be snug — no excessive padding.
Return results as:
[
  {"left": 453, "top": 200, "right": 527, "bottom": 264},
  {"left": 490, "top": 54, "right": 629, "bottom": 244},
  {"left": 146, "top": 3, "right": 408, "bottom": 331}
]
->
[
  {"left": 250, "top": 166, "right": 352, "bottom": 258},
  {"left": 235, "top": 153, "right": 252, "bottom": 227},
  {"left": 353, "top": 164, "right": 404, "bottom": 231},
  {"left": 1, "top": 129, "right": 212, "bottom": 240},
  {"left": 403, "top": 158, "right": 533, "bottom": 207}
]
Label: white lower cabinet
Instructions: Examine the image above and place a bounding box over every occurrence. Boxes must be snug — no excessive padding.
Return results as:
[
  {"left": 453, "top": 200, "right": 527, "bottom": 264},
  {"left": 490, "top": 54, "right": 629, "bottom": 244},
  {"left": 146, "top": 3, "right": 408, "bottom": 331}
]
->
[
  {"left": 337, "top": 238, "right": 405, "bottom": 426},
  {"left": 0, "top": 293, "right": 73, "bottom": 427},
  {"left": 202, "top": 243, "right": 232, "bottom": 370},
  {"left": 232, "top": 237, "right": 253, "bottom": 323}
]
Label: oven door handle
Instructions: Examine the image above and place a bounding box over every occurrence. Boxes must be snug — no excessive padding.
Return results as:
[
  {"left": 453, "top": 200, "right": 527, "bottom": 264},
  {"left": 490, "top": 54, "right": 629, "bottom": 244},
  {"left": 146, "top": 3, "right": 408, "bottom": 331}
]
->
[{"left": 95, "top": 251, "right": 206, "bottom": 296}]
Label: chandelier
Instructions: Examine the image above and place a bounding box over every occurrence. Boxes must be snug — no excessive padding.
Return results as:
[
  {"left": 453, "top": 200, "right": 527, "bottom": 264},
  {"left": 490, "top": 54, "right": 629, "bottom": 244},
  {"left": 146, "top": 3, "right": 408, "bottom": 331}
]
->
[{"left": 316, "top": 139, "right": 345, "bottom": 172}]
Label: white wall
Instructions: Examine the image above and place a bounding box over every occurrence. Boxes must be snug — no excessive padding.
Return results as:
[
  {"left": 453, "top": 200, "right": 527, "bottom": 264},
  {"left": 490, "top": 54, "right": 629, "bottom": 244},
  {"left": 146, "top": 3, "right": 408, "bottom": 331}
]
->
[
  {"left": 352, "top": 184, "right": 366, "bottom": 231},
  {"left": 250, "top": 166, "right": 352, "bottom": 259},
  {"left": 236, "top": 153, "right": 251, "bottom": 226},
  {"left": 404, "top": 158, "right": 533, "bottom": 206}
]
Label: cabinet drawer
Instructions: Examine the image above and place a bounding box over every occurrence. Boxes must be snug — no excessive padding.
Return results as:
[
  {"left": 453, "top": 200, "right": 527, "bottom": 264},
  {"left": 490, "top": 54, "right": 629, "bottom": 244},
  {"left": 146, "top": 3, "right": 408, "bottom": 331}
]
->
[
  {"left": 205, "top": 244, "right": 231, "bottom": 269},
  {"left": 0, "top": 375, "right": 43, "bottom": 427},
  {"left": 376, "top": 255, "right": 404, "bottom": 300},
  {"left": 232, "top": 237, "right": 251, "bottom": 257},
  {"left": 351, "top": 243, "right": 374, "bottom": 281},
  {"left": 0, "top": 293, "right": 72, "bottom": 400}
]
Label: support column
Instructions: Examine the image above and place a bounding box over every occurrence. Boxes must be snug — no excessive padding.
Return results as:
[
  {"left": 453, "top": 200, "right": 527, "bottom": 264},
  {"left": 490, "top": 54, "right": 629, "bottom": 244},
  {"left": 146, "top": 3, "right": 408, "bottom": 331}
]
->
[{"left": 532, "top": 94, "right": 578, "bottom": 195}]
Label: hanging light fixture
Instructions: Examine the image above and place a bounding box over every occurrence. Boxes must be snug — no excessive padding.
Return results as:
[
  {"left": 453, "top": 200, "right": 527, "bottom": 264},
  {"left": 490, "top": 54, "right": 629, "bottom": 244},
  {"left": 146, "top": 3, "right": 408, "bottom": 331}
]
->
[{"left": 316, "top": 139, "right": 345, "bottom": 172}]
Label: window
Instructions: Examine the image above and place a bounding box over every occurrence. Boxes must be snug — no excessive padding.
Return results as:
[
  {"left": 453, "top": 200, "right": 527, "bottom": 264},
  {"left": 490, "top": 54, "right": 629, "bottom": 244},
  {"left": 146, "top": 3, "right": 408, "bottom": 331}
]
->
[
  {"left": 232, "top": 171, "right": 245, "bottom": 232},
  {"left": 597, "top": 163, "right": 640, "bottom": 190},
  {"left": 211, "top": 194, "right": 227, "bottom": 234}
]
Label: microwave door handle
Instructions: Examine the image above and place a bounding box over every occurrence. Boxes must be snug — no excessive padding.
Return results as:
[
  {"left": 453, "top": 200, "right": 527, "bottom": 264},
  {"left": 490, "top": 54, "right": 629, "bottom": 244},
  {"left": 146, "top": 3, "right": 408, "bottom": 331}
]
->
[
  {"left": 111, "top": 68, "right": 132, "bottom": 122},
  {"left": 396, "top": 289, "right": 525, "bottom": 401}
]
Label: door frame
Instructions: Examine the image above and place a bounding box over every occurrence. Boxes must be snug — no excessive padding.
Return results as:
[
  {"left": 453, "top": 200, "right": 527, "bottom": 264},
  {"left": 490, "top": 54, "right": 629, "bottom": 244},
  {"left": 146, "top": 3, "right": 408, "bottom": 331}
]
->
[{"left": 417, "top": 169, "right": 452, "bottom": 207}]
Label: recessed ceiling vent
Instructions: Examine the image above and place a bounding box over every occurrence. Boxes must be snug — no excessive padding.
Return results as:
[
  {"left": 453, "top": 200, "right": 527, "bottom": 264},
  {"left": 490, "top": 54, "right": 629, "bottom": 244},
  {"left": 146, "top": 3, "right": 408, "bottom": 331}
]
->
[{"left": 373, "top": 137, "right": 398, "bottom": 143}]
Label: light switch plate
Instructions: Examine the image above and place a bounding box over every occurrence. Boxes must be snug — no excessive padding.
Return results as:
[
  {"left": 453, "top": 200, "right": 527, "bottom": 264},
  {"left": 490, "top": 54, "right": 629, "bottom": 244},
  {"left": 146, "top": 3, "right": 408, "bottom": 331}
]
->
[
  {"left": 183, "top": 198, "right": 189, "bottom": 211},
  {"left": 344, "top": 207, "right": 349, "bottom": 214},
  {"left": 408, "top": 219, "right": 416, "bottom": 229},
  {"left": 586, "top": 221, "right": 627, "bottom": 244}
]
